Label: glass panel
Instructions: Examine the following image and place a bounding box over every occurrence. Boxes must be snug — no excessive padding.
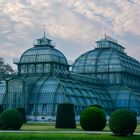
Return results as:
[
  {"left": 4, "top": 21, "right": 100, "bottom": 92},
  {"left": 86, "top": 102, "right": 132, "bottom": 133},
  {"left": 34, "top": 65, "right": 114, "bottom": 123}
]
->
[
  {"left": 44, "top": 64, "right": 50, "bottom": 73},
  {"left": 20, "top": 65, "right": 27, "bottom": 74},
  {"left": 8, "top": 80, "right": 23, "bottom": 109},
  {"left": 0, "top": 82, "right": 6, "bottom": 104},
  {"left": 36, "top": 64, "right": 43, "bottom": 73},
  {"left": 28, "top": 65, "right": 35, "bottom": 73}
]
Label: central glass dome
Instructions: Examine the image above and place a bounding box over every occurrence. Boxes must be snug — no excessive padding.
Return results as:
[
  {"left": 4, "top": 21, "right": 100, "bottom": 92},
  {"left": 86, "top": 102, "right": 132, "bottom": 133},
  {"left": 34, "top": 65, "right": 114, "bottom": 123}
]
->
[{"left": 19, "top": 37, "right": 68, "bottom": 66}]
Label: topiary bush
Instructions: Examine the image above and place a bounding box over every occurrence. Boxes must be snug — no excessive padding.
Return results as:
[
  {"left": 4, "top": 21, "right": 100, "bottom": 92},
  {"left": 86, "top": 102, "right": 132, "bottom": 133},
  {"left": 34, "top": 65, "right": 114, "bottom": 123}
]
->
[
  {"left": 17, "top": 107, "right": 27, "bottom": 123},
  {"left": 80, "top": 107, "right": 106, "bottom": 131},
  {"left": 55, "top": 103, "right": 76, "bottom": 128},
  {"left": 0, "top": 105, "right": 3, "bottom": 114},
  {"left": 0, "top": 109, "right": 23, "bottom": 130},
  {"left": 89, "top": 104, "right": 102, "bottom": 109},
  {"left": 109, "top": 109, "right": 137, "bottom": 136}
]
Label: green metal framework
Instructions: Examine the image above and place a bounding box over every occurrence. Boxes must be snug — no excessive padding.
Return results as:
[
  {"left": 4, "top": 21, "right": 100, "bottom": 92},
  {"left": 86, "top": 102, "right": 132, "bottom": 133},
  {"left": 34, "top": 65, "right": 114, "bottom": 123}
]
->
[
  {"left": 72, "top": 36, "right": 140, "bottom": 114},
  {"left": 4, "top": 35, "right": 114, "bottom": 119}
]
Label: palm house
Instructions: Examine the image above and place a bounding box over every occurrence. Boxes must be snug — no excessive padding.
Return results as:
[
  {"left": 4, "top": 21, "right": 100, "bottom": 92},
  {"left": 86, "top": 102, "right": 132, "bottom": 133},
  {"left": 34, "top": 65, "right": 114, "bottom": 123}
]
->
[
  {"left": 4, "top": 34, "right": 113, "bottom": 121},
  {"left": 0, "top": 32, "right": 140, "bottom": 121},
  {"left": 72, "top": 35, "right": 140, "bottom": 115}
]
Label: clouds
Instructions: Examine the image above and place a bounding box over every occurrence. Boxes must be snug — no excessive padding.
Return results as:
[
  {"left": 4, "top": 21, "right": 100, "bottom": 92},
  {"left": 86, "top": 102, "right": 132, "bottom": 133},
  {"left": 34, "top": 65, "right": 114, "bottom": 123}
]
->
[
  {"left": 65, "top": 0, "right": 140, "bottom": 36},
  {"left": 0, "top": 0, "right": 140, "bottom": 67}
]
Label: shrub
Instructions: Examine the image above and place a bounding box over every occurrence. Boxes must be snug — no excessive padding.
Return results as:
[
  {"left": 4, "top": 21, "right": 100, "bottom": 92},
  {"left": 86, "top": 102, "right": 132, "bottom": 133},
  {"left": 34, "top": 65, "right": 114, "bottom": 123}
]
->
[
  {"left": 80, "top": 107, "right": 106, "bottom": 131},
  {"left": 89, "top": 104, "right": 102, "bottom": 109},
  {"left": 109, "top": 109, "right": 137, "bottom": 136},
  {"left": 55, "top": 103, "right": 76, "bottom": 128},
  {"left": 17, "top": 107, "right": 27, "bottom": 123},
  {"left": 0, "top": 105, "right": 3, "bottom": 114},
  {"left": 0, "top": 109, "right": 23, "bottom": 130}
]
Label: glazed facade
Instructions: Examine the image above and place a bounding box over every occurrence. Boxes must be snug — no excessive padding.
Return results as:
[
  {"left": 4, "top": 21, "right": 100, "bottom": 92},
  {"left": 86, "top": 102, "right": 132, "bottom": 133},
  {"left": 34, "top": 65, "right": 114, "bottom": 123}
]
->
[
  {"left": 0, "top": 34, "right": 140, "bottom": 121},
  {"left": 72, "top": 36, "right": 140, "bottom": 115},
  {"left": 0, "top": 35, "right": 113, "bottom": 121}
]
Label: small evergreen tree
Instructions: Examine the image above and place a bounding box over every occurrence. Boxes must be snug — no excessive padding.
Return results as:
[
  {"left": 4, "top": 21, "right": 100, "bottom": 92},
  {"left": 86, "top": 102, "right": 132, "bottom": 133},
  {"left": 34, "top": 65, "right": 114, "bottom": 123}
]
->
[
  {"left": 0, "top": 105, "right": 3, "bottom": 114},
  {"left": 80, "top": 107, "right": 106, "bottom": 131},
  {"left": 0, "top": 109, "right": 23, "bottom": 130},
  {"left": 55, "top": 103, "right": 76, "bottom": 128},
  {"left": 17, "top": 107, "right": 27, "bottom": 123},
  {"left": 109, "top": 109, "right": 137, "bottom": 136},
  {"left": 89, "top": 104, "right": 102, "bottom": 109}
]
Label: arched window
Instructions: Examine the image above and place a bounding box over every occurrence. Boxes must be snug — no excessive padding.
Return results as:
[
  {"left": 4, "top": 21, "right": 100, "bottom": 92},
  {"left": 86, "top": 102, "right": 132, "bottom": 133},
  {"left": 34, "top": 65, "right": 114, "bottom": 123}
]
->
[
  {"left": 20, "top": 65, "right": 27, "bottom": 74},
  {"left": 8, "top": 80, "right": 23, "bottom": 109},
  {"left": 44, "top": 64, "right": 50, "bottom": 73},
  {"left": 28, "top": 64, "right": 35, "bottom": 73},
  {"left": 36, "top": 64, "right": 43, "bottom": 73}
]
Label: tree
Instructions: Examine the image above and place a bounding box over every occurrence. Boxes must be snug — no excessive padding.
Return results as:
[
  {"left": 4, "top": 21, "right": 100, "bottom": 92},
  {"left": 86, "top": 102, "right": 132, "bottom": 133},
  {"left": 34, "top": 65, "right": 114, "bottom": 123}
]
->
[
  {"left": 55, "top": 103, "right": 76, "bottom": 128},
  {"left": 0, "top": 57, "right": 15, "bottom": 80},
  {"left": 80, "top": 107, "right": 106, "bottom": 131},
  {"left": 109, "top": 109, "right": 137, "bottom": 136}
]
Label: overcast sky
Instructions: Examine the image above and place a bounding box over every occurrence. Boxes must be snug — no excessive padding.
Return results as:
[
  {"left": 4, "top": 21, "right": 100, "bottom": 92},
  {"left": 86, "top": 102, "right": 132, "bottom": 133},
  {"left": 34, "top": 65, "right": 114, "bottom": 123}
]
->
[{"left": 0, "top": 0, "right": 140, "bottom": 69}]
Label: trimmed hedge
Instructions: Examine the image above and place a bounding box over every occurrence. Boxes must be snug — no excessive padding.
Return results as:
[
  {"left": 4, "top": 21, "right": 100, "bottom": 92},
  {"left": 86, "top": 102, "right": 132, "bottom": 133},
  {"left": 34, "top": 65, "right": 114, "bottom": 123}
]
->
[
  {"left": 0, "top": 109, "right": 23, "bottom": 130},
  {"left": 55, "top": 103, "right": 76, "bottom": 128},
  {"left": 80, "top": 107, "right": 106, "bottom": 131},
  {"left": 89, "top": 104, "right": 102, "bottom": 109},
  {"left": 109, "top": 109, "right": 137, "bottom": 136},
  {"left": 17, "top": 107, "right": 27, "bottom": 123},
  {"left": 0, "top": 105, "right": 3, "bottom": 114}
]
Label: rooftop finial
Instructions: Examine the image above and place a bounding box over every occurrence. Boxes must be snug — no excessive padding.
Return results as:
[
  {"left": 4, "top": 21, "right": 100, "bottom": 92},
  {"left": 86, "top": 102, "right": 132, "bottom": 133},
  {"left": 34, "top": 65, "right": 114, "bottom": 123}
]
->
[
  {"left": 104, "top": 27, "right": 107, "bottom": 39},
  {"left": 43, "top": 24, "right": 46, "bottom": 37}
]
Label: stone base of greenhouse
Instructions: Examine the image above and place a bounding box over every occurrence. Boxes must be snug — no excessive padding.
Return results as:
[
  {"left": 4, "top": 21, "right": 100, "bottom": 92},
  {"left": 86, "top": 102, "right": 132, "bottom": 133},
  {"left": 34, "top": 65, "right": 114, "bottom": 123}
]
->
[{"left": 26, "top": 115, "right": 80, "bottom": 122}]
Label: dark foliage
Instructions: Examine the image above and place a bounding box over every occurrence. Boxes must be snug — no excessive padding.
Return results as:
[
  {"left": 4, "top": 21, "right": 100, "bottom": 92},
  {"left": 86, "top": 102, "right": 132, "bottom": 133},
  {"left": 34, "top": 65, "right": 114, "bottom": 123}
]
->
[
  {"left": 17, "top": 107, "right": 27, "bottom": 123},
  {"left": 0, "top": 109, "right": 23, "bottom": 130},
  {"left": 0, "top": 57, "right": 16, "bottom": 81},
  {"left": 89, "top": 104, "right": 102, "bottom": 109},
  {"left": 0, "top": 105, "right": 3, "bottom": 114},
  {"left": 55, "top": 103, "right": 76, "bottom": 128},
  {"left": 80, "top": 107, "right": 106, "bottom": 131},
  {"left": 109, "top": 109, "right": 137, "bottom": 136}
]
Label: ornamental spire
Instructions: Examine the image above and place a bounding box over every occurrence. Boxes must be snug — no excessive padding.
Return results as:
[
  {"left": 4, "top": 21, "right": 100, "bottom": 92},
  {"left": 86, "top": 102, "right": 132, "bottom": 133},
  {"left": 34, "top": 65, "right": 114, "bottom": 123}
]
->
[{"left": 43, "top": 24, "right": 46, "bottom": 37}]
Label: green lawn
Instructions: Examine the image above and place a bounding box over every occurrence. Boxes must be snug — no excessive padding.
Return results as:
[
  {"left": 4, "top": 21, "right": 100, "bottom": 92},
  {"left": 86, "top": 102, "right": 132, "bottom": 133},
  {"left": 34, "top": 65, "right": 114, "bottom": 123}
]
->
[
  {"left": 21, "top": 122, "right": 82, "bottom": 131},
  {"left": 21, "top": 122, "right": 140, "bottom": 133},
  {"left": 0, "top": 133, "right": 140, "bottom": 140},
  {"left": 0, "top": 122, "right": 140, "bottom": 140}
]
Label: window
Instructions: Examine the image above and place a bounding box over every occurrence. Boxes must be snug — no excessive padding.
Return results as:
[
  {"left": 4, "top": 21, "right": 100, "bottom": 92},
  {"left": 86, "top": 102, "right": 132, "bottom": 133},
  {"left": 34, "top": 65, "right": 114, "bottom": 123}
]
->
[
  {"left": 36, "top": 64, "right": 43, "bottom": 73},
  {"left": 44, "top": 64, "right": 50, "bottom": 73},
  {"left": 8, "top": 80, "right": 23, "bottom": 109},
  {"left": 109, "top": 73, "right": 115, "bottom": 84},
  {"left": 28, "top": 65, "right": 35, "bottom": 73},
  {"left": 20, "top": 65, "right": 27, "bottom": 74}
]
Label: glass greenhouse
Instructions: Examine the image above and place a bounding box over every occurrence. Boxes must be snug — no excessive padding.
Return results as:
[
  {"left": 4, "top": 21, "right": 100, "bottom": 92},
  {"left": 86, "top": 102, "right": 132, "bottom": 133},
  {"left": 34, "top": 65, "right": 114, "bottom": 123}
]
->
[
  {"left": 0, "top": 33, "right": 140, "bottom": 121},
  {"left": 72, "top": 35, "right": 140, "bottom": 115},
  {"left": 4, "top": 35, "right": 114, "bottom": 121}
]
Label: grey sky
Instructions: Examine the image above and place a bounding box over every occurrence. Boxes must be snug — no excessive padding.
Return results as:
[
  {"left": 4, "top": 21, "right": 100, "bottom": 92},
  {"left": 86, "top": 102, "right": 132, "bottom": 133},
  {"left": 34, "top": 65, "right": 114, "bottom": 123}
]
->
[{"left": 0, "top": 0, "right": 140, "bottom": 69}]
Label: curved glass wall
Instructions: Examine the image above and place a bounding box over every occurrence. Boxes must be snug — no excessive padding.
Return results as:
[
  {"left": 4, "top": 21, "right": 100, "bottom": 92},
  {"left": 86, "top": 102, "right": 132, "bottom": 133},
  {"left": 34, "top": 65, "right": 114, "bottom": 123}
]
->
[
  {"left": 6, "top": 35, "right": 140, "bottom": 121},
  {"left": 108, "top": 85, "right": 140, "bottom": 114},
  {"left": 72, "top": 49, "right": 122, "bottom": 74},
  {"left": 18, "top": 47, "right": 68, "bottom": 75},
  {"left": 19, "top": 47, "right": 68, "bottom": 65},
  {"left": 26, "top": 73, "right": 113, "bottom": 116},
  {"left": 0, "top": 82, "right": 6, "bottom": 106},
  {"left": 72, "top": 37, "right": 140, "bottom": 115},
  {"left": 72, "top": 39, "right": 140, "bottom": 87},
  {"left": 7, "top": 80, "right": 24, "bottom": 109}
]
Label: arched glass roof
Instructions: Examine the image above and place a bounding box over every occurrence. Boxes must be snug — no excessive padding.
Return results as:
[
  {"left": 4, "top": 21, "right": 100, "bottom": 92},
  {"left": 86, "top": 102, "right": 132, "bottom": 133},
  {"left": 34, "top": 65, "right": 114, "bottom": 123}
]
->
[
  {"left": 108, "top": 85, "right": 140, "bottom": 114},
  {"left": 19, "top": 47, "right": 68, "bottom": 65},
  {"left": 72, "top": 40, "right": 140, "bottom": 75},
  {"left": 26, "top": 73, "right": 113, "bottom": 115},
  {"left": 19, "top": 37, "right": 68, "bottom": 65}
]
